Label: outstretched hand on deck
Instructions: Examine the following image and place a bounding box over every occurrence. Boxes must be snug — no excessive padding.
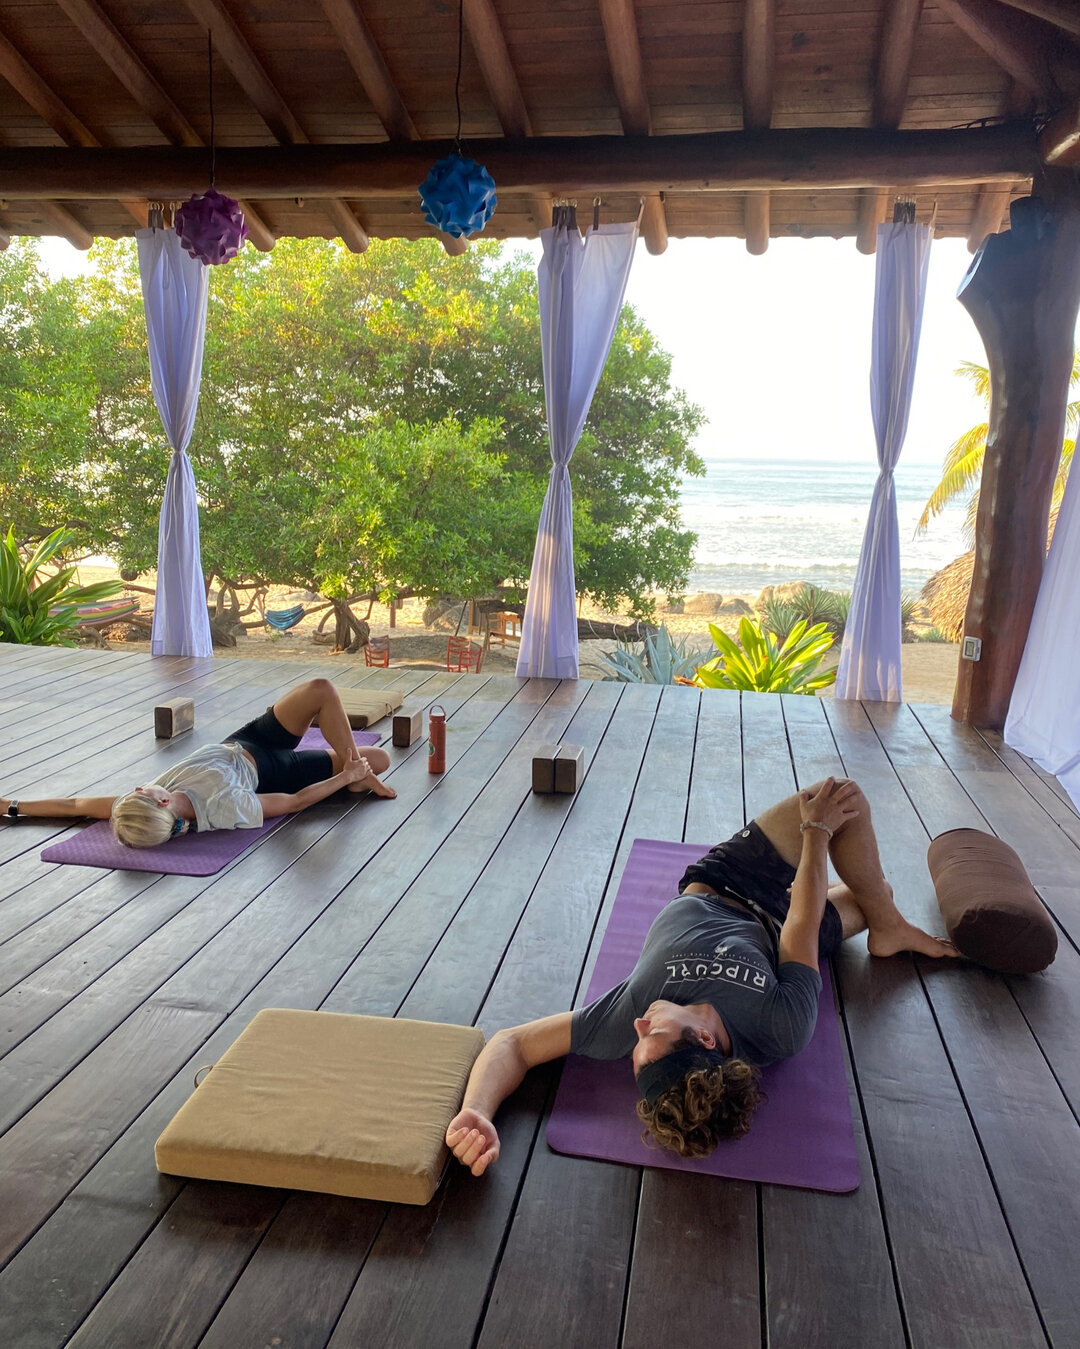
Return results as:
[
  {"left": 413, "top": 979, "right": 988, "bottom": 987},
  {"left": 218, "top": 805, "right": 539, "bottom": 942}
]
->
[{"left": 446, "top": 1108, "right": 500, "bottom": 1176}]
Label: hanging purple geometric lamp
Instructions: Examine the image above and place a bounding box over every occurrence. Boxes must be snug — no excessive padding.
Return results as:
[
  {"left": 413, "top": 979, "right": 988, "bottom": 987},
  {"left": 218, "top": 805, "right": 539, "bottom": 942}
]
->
[
  {"left": 417, "top": 0, "right": 497, "bottom": 240},
  {"left": 175, "top": 33, "right": 249, "bottom": 267}
]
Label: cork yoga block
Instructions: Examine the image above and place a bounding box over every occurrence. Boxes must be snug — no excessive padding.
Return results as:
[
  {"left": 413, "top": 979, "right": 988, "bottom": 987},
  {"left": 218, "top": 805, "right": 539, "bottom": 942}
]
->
[{"left": 155, "top": 1009, "right": 485, "bottom": 1204}]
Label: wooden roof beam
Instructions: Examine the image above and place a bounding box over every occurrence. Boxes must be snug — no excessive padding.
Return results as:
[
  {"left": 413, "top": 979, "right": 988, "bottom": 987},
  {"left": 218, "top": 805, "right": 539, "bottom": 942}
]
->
[
  {"left": 994, "top": 0, "right": 1080, "bottom": 38},
  {"left": 462, "top": 0, "right": 551, "bottom": 233},
  {"left": 180, "top": 0, "right": 367, "bottom": 251},
  {"left": 856, "top": 0, "right": 924, "bottom": 254},
  {"left": 53, "top": 0, "right": 273, "bottom": 250},
  {"left": 742, "top": 0, "right": 775, "bottom": 253},
  {"left": 37, "top": 201, "right": 94, "bottom": 250},
  {"left": 0, "top": 24, "right": 146, "bottom": 229},
  {"left": 597, "top": 0, "right": 666, "bottom": 253},
  {"left": 1040, "top": 100, "right": 1080, "bottom": 165},
  {"left": 933, "top": 0, "right": 1080, "bottom": 103},
  {"left": 968, "top": 182, "right": 1014, "bottom": 248},
  {"left": 318, "top": 0, "right": 417, "bottom": 142},
  {"left": 0, "top": 126, "right": 1037, "bottom": 198}
]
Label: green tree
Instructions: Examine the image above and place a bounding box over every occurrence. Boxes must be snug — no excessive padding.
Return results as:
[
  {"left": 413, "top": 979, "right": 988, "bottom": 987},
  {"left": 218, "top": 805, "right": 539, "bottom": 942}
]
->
[
  {"left": 918, "top": 355, "right": 1079, "bottom": 543},
  {"left": 0, "top": 236, "right": 705, "bottom": 615}
]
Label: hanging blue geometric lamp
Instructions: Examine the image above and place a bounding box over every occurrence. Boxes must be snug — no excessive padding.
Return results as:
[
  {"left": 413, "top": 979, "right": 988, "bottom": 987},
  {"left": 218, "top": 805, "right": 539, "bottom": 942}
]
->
[
  {"left": 418, "top": 0, "right": 497, "bottom": 240},
  {"left": 419, "top": 153, "right": 497, "bottom": 238}
]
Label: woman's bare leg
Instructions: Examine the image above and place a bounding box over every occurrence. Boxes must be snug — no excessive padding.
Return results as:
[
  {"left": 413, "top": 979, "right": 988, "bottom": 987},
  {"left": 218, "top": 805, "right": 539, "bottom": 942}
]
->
[
  {"left": 754, "top": 781, "right": 957, "bottom": 958},
  {"left": 270, "top": 679, "right": 395, "bottom": 798}
]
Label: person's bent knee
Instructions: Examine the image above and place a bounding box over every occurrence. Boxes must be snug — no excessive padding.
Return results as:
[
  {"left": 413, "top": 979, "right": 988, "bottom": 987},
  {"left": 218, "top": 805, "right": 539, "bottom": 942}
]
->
[{"left": 306, "top": 677, "right": 335, "bottom": 699}]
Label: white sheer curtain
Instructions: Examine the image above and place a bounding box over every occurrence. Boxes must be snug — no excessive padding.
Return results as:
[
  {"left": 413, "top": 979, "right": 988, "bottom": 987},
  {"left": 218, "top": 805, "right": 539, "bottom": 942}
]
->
[
  {"left": 137, "top": 227, "right": 213, "bottom": 658},
  {"left": 835, "top": 220, "right": 931, "bottom": 700},
  {"left": 1005, "top": 456, "right": 1080, "bottom": 807},
  {"left": 516, "top": 214, "right": 638, "bottom": 678}
]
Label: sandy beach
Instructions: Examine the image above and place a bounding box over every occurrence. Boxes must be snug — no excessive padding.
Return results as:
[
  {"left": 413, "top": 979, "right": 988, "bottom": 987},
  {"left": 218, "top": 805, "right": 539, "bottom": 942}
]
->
[{"left": 71, "top": 566, "right": 962, "bottom": 705}]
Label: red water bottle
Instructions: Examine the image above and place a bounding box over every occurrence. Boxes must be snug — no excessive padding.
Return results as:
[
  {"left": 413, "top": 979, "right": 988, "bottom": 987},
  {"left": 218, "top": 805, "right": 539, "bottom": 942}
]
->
[{"left": 428, "top": 704, "right": 446, "bottom": 774}]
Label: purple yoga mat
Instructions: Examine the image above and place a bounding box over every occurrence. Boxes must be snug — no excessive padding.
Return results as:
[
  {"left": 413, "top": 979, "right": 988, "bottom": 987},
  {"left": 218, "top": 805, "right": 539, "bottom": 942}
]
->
[
  {"left": 546, "top": 837, "right": 860, "bottom": 1192},
  {"left": 39, "top": 729, "right": 380, "bottom": 876}
]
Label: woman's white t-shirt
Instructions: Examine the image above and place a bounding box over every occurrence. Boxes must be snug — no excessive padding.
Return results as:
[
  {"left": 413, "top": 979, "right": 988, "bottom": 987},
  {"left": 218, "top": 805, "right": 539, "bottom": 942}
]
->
[{"left": 154, "top": 743, "right": 262, "bottom": 832}]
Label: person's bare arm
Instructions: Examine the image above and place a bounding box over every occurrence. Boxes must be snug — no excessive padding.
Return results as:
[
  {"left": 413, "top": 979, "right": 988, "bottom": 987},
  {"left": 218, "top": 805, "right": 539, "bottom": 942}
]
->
[
  {"left": 446, "top": 1012, "right": 573, "bottom": 1177},
  {"left": 778, "top": 778, "right": 860, "bottom": 970},
  {"left": 0, "top": 795, "right": 117, "bottom": 820}
]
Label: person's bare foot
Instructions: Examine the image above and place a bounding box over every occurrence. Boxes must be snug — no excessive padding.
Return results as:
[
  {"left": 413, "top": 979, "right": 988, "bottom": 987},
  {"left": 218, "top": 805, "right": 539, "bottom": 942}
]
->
[
  {"left": 346, "top": 757, "right": 397, "bottom": 799},
  {"left": 867, "top": 919, "right": 958, "bottom": 959}
]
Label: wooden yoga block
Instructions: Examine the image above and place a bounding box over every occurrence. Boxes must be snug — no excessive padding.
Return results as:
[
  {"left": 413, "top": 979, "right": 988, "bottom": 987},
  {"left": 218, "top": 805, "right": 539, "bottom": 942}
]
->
[
  {"left": 318, "top": 687, "right": 404, "bottom": 729},
  {"left": 154, "top": 697, "right": 195, "bottom": 739},
  {"left": 155, "top": 1009, "right": 485, "bottom": 1205},
  {"left": 554, "top": 744, "right": 585, "bottom": 794},
  {"left": 393, "top": 709, "right": 423, "bottom": 747},
  {"left": 532, "top": 744, "right": 560, "bottom": 794}
]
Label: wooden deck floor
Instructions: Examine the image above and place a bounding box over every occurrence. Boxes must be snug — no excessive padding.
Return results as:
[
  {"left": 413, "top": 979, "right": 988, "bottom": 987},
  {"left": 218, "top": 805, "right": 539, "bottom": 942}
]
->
[{"left": 0, "top": 644, "right": 1077, "bottom": 1349}]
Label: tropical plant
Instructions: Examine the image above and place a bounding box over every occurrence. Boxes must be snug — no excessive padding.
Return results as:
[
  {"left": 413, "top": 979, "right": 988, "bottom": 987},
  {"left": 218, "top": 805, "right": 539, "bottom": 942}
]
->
[
  {"left": 915, "top": 626, "right": 949, "bottom": 643},
  {"left": 0, "top": 526, "right": 121, "bottom": 645},
  {"left": 917, "top": 354, "right": 1079, "bottom": 543},
  {"left": 692, "top": 616, "right": 837, "bottom": 695},
  {"left": 599, "top": 623, "right": 710, "bottom": 684},
  {"left": 761, "top": 585, "right": 850, "bottom": 641}
]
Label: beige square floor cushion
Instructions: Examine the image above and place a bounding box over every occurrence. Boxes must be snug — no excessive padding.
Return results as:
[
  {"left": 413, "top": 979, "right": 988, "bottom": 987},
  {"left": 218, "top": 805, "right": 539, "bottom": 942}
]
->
[{"left": 155, "top": 1009, "right": 485, "bottom": 1204}]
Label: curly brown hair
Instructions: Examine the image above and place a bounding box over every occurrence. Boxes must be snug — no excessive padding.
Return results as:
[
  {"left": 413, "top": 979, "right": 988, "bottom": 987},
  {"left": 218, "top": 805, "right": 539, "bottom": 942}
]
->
[{"left": 635, "top": 1055, "right": 764, "bottom": 1157}]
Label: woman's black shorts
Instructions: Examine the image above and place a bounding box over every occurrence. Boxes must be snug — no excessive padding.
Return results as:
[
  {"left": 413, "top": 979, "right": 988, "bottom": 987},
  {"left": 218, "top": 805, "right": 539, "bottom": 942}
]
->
[
  {"left": 678, "top": 820, "right": 844, "bottom": 959},
  {"left": 225, "top": 708, "right": 334, "bottom": 795}
]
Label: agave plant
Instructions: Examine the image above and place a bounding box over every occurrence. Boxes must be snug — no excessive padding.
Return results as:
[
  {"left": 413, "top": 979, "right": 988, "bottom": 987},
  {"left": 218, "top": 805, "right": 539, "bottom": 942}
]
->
[
  {"left": 600, "top": 623, "right": 711, "bottom": 684},
  {"left": 0, "top": 526, "right": 122, "bottom": 646},
  {"left": 692, "top": 616, "right": 837, "bottom": 695}
]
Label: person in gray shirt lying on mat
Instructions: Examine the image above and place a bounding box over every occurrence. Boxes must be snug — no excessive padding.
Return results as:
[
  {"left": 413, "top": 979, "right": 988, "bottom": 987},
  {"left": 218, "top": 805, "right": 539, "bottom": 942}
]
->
[
  {"left": 447, "top": 777, "right": 957, "bottom": 1168},
  {"left": 1, "top": 678, "right": 395, "bottom": 849}
]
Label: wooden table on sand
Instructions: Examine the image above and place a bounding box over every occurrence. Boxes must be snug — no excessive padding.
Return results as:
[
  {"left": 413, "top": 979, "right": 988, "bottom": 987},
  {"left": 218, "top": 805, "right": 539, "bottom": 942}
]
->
[{"left": 0, "top": 643, "right": 1076, "bottom": 1349}]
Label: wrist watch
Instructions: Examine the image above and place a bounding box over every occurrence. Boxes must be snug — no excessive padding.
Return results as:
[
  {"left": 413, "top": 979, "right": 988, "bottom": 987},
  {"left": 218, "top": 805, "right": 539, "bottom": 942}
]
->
[{"left": 6, "top": 801, "right": 19, "bottom": 818}]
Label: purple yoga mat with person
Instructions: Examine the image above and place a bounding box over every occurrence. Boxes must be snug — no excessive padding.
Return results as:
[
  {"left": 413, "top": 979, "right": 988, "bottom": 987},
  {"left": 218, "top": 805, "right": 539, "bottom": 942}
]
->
[
  {"left": 39, "top": 728, "right": 381, "bottom": 876},
  {"left": 545, "top": 837, "right": 860, "bottom": 1192}
]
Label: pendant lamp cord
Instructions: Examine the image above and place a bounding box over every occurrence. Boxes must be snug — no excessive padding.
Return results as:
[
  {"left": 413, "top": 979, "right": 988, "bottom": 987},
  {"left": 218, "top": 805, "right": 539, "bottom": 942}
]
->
[
  {"left": 207, "top": 30, "right": 217, "bottom": 190},
  {"left": 454, "top": 0, "right": 464, "bottom": 153}
]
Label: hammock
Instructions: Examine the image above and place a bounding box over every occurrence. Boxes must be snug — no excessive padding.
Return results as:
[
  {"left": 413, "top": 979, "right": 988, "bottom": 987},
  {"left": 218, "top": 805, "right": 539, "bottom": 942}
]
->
[
  {"left": 265, "top": 604, "right": 307, "bottom": 632},
  {"left": 69, "top": 596, "right": 142, "bottom": 629}
]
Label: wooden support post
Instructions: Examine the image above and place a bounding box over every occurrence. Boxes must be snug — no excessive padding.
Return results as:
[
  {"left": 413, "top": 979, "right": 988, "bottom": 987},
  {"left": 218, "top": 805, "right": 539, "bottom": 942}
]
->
[{"left": 952, "top": 181, "right": 1080, "bottom": 728}]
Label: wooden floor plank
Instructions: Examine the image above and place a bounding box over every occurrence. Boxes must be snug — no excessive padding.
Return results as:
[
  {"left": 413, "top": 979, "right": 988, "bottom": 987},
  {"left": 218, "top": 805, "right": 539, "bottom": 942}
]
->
[
  {"left": 2, "top": 651, "right": 1078, "bottom": 1349},
  {"left": 828, "top": 699, "right": 1049, "bottom": 1348}
]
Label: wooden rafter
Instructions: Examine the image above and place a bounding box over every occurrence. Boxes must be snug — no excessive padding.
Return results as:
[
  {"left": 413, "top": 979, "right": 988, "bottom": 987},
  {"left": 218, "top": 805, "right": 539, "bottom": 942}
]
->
[
  {"left": 461, "top": 0, "right": 550, "bottom": 235},
  {"left": 0, "top": 125, "right": 1036, "bottom": 199},
  {"left": 0, "top": 24, "right": 147, "bottom": 230},
  {"left": 37, "top": 200, "right": 94, "bottom": 250},
  {"left": 52, "top": 0, "right": 274, "bottom": 251},
  {"left": 934, "top": 0, "right": 1080, "bottom": 103},
  {"left": 1040, "top": 100, "right": 1080, "bottom": 165},
  {"left": 180, "top": 0, "right": 367, "bottom": 252},
  {"left": 967, "top": 81, "right": 1030, "bottom": 248},
  {"left": 318, "top": 0, "right": 416, "bottom": 142},
  {"left": 856, "top": 0, "right": 924, "bottom": 255},
  {"left": 994, "top": 0, "right": 1080, "bottom": 38},
  {"left": 741, "top": 0, "right": 775, "bottom": 253},
  {"left": 597, "top": 0, "right": 666, "bottom": 254}
]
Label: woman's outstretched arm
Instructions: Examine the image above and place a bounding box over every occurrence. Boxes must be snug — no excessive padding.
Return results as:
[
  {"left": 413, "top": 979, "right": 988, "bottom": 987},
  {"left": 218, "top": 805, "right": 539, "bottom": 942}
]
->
[{"left": 0, "top": 795, "right": 117, "bottom": 820}]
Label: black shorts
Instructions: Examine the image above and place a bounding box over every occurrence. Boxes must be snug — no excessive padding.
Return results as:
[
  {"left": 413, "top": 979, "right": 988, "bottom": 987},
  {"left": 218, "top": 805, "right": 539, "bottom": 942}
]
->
[
  {"left": 678, "top": 820, "right": 844, "bottom": 959},
  {"left": 225, "top": 708, "right": 334, "bottom": 795}
]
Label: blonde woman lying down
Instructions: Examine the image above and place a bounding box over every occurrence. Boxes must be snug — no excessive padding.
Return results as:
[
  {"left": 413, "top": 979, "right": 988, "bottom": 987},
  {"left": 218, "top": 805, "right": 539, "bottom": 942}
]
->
[{"left": 1, "top": 679, "right": 395, "bottom": 848}]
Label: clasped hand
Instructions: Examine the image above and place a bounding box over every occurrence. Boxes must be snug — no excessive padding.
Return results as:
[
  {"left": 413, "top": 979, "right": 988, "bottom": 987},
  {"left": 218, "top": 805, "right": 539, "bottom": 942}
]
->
[{"left": 798, "top": 776, "right": 860, "bottom": 836}]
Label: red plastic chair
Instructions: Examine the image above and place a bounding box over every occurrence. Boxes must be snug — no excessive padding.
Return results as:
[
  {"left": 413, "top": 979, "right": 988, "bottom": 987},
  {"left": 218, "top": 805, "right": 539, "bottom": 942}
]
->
[
  {"left": 364, "top": 635, "right": 390, "bottom": 667},
  {"left": 447, "top": 635, "right": 485, "bottom": 672}
]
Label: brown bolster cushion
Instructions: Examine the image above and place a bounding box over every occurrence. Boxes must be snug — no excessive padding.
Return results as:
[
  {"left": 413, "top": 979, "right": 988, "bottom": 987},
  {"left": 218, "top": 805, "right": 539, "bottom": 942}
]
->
[{"left": 927, "top": 828, "right": 1058, "bottom": 974}]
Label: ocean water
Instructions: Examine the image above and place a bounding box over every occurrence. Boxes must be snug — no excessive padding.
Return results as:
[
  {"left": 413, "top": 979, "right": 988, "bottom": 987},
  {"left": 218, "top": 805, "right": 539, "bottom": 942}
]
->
[{"left": 681, "top": 456, "right": 969, "bottom": 599}]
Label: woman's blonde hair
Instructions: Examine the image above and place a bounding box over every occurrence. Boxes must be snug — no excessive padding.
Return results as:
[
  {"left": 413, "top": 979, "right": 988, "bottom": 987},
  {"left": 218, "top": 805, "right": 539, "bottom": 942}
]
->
[{"left": 111, "top": 792, "right": 176, "bottom": 849}]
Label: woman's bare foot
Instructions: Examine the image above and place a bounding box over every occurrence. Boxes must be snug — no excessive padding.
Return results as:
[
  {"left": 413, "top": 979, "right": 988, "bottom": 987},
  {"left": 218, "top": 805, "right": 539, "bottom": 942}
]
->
[
  {"left": 866, "top": 919, "right": 958, "bottom": 959},
  {"left": 345, "top": 757, "right": 397, "bottom": 799}
]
